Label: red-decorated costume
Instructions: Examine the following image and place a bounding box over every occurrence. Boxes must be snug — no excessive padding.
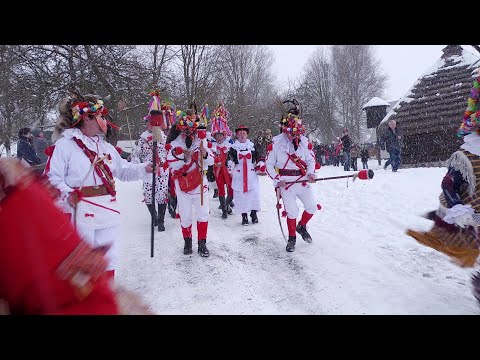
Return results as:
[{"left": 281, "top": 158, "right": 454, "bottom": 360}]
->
[
  {"left": 165, "top": 109, "right": 214, "bottom": 256},
  {"left": 211, "top": 130, "right": 234, "bottom": 219},
  {"left": 265, "top": 100, "right": 319, "bottom": 252},
  {"left": 46, "top": 92, "right": 153, "bottom": 279}
]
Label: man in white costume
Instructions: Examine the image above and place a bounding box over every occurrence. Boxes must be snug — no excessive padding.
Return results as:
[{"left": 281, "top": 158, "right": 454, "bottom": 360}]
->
[
  {"left": 165, "top": 109, "right": 214, "bottom": 257},
  {"left": 265, "top": 100, "right": 317, "bottom": 252},
  {"left": 46, "top": 92, "right": 154, "bottom": 280}
]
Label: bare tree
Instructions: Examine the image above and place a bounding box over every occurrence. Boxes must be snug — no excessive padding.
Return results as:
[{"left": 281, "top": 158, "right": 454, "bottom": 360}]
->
[
  {"left": 297, "top": 46, "right": 338, "bottom": 143},
  {"left": 331, "top": 45, "right": 387, "bottom": 143}
]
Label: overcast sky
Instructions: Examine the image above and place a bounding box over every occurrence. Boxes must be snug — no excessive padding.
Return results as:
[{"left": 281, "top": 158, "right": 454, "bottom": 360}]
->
[{"left": 268, "top": 45, "right": 479, "bottom": 102}]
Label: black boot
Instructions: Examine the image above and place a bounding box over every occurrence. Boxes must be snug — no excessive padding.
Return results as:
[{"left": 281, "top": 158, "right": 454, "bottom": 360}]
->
[
  {"left": 168, "top": 195, "right": 177, "bottom": 218},
  {"left": 198, "top": 239, "right": 210, "bottom": 257},
  {"left": 157, "top": 203, "right": 166, "bottom": 231},
  {"left": 213, "top": 188, "right": 219, "bottom": 198},
  {"left": 219, "top": 196, "right": 228, "bottom": 219},
  {"left": 296, "top": 223, "right": 312, "bottom": 243},
  {"left": 183, "top": 238, "right": 193, "bottom": 255},
  {"left": 146, "top": 203, "right": 158, "bottom": 226},
  {"left": 226, "top": 195, "right": 233, "bottom": 214},
  {"left": 242, "top": 213, "right": 249, "bottom": 225},
  {"left": 250, "top": 210, "right": 258, "bottom": 224},
  {"left": 286, "top": 236, "right": 296, "bottom": 252}
]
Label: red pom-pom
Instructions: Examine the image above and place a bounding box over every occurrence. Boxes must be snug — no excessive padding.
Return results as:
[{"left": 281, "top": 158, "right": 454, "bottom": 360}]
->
[
  {"left": 315, "top": 162, "right": 321, "bottom": 170},
  {"left": 147, "top": 136, "right": 153, "bottom": 141},
  {"left": 207, "top": 142, "right": 213, "bottom": 148},
  {"left": 115, "top": 146, "right": 123, "bottom": 155},
  {"left": 260, "top": 165, "right": 266, "bottom": 172},
  {"left": 308, "top": 143, "right": 313, "bottom": 150},
  {"left": 44, "top": 145, "right": 55, "bottom": 156},
  {"left": 175, "top": 213, "right": 180, "bottom": 219},
  {"left": 281, "top": 210, "right": 287, "bottom": 217},
  {"left": 162, "top": 162, "right": 169, "bottom": 170},
  {"left": 267, "top": 143, "right": 273, "bottom": 152},
  {"left": 317, "top": 204, "right": 322, "bottom": 210},
  {"left": 358, "top": 169, "right": 368, "bottom": 180},
  {"left": 276, "top": 203, "right": 282, "bottom": 209},
  {"left": 198, "top": 130, "right": 206, "bottom": 139},
  {"left": 165, "top": 143, "right": 172, "bottom": 151},
  {"left": 174, "top": 147, "right": 183, "bottom": 155}
]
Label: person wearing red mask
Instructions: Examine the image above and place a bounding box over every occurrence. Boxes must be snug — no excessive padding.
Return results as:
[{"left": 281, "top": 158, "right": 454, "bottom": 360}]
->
[{"left": 45, "top": 91, "right": 155, "bottom": 282}]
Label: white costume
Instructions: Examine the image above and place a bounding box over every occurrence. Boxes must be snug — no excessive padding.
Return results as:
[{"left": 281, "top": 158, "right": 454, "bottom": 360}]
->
[
  {"left": 47, "top": 128, "right": 150, "bottom": 270},
  {"left": 265, "top": 133, "right": 317, "bottom": 218},
  {"left": 166, "top": 136, "right": 214, "bottom": 229},
  {"left": 229, "top": 139, "right": 261, "bottom": 214}
]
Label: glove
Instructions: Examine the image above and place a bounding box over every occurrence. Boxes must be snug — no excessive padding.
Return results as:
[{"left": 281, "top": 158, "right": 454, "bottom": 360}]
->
[{"left": 444, "top": 204, "right": 475, "bottom": 228}]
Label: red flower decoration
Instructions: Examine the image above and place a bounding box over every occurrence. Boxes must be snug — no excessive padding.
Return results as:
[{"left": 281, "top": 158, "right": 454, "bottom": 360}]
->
[
  {"left": 308, "top": 143, "right": 313, "bottom": 150},
  {"left": 174, "top": 147, "right": 183, "bottom": 155},
  {"left": 276, "top": 203, "right": 282, "bottom": 209},
  {"left": 175, "top": 213, "right": 180, "bottom": 219},
  {"left": 147, "top": 136, "right": 153, "bottom": 141},
  {"left": 162, "top": 162, "right": 169, "bottom": 170},
  {"left": 207, "top": 142, "right": 213, "bottom": 148},
  {"left": 281, "top": 210, "right": 287, "bottom": 217},
  {"left": 165, "top": 143, "right": 172, "bottom": 151},
  {"left": 317, "top": 204, "right": 322, "bottom": 210},
  {"left": 315, "top": 162, "right": 321, "bottom": 170},
  {"left": 267, "top": 143, "right": 273, "bottom": 152}
]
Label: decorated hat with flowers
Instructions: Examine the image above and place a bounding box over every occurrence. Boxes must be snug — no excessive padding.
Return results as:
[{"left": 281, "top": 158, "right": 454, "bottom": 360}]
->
[
  {"left": 280, "top": 99, "right": 305, "bottom": 137},
  {"left": 457, "top": 74, "right": 480, "bottom": 138},
  {"left": 210, "top": 100, "right": 232, "bottom": 136}
]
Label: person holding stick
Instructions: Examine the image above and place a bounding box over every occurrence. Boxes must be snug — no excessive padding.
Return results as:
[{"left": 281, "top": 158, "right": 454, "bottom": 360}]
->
[
  {"left": 130, "top": 91, "right": 169, "bottom": 232},
  {"left": 265, "top": 99, "right": 319, "bottom": 252},
  {"left": 165, "top": 108, "right": 214, "bottom": 257}
]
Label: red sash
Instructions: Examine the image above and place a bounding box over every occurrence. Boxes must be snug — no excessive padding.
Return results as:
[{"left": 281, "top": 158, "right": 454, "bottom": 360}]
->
[{"left": 73, "top": 138, "right": 116, "bottom": 197}]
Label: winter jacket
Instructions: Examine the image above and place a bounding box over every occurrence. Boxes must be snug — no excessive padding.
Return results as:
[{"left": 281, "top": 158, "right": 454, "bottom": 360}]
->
[
  {"left": 16, "top": 135, "right": 41, "bottom": 165},
  {"left": 32, "top": 136, "right": 49, "bottom": 164},
  {"left": 384, "top": 127, "right": 401, "bottom": 153}
]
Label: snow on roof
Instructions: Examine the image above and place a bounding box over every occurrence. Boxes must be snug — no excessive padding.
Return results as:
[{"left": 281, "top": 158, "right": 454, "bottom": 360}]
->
[
  {"left": 362, "top": 97, "right": 390, "bottom": 109},
  {"left": 380, "top": 47, "right": 480, "bottom": 126}
]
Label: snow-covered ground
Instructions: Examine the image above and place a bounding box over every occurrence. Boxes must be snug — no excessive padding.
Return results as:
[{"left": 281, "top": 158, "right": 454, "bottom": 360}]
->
[{"left": 114, "top": 159, "right": 480, "bottom": 314}]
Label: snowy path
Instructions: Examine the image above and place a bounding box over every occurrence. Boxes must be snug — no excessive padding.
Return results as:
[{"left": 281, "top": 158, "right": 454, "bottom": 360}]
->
[{"left": 116, "top": 160, "right": 480, "bottom": 314}]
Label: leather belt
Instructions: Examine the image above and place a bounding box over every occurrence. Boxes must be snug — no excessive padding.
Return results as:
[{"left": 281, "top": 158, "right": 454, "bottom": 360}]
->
[
  {"left": 278, "top": 169, "right": 302, "bottom": 176},
  {"left": 74, "top": 185, "right": 109, "bottom": 197}
]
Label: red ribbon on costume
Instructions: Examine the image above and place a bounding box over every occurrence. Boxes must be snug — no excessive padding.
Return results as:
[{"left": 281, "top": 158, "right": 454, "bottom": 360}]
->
[{"left": 239, "top": 153, "right": 251, "bottom": 193}]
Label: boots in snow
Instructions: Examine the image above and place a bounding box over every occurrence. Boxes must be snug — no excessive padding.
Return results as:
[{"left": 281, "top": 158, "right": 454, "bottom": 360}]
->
[
  {"left": 157, "top": 203, "right": 166, "bottom": 231},
  {"left": 226, "top": 196, "right": 234, "bottom": 214},
  {"left": 146, "top": 203, "right": 158, "bottom": 226},
  {"left": 296, "top": 224, "right": 312, "bottom": 243},
  {"left": 242, "top": 213, "right": 249, "bottom": 225},
  {"left": 213, "top": 188, "right": 219, "bottom": 198},
  {"left": 198, "top": 239, "right": 210, "bottom": 257},
  {"left": 219, "top": 196, "right": 228, "bottom": 219},
  {"left": 183, "top": 238, "right": 193, "bottom": 255},
  {"left": 286, "top": 236, "right": 296, "bottom": 252},
  {"left": 250, "top": 210, "right": 258, "bottom": 224}
]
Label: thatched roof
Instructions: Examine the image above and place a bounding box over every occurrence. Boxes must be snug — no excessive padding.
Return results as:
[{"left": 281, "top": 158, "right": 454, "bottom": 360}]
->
[{"left": 379, "top": 45, "right": 480, "bottom": 166}]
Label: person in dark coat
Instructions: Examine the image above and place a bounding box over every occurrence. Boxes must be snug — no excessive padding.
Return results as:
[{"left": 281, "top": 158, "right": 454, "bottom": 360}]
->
[
  {"left": 31, "top": 128, "right": 49, "bottom": 164},
  {"left": 360, "top": 144, "right": 369, "bottom": 169},
  {"left": 16, "top": 127, "right": 41, "bottom": 166},
  {"left": 383, "top": 120, "right": 402, "bottom": 172}
]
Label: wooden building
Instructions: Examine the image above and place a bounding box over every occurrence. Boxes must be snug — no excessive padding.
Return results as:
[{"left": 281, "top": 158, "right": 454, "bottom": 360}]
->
[{"left": 379, "top": 45, "right": 480, "bottom": 166}]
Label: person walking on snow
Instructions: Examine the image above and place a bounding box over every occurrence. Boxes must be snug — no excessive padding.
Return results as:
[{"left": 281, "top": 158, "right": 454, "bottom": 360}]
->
[
  {"left": 130, "top": 93, "right": 169, "bottom": 232},
  {"left": 228, "top": 125, "right": 261, "bottom": 225},
  {"left": 265, "top": 99, "right": 318, "bottom": 252},
  {"left": 165, "top": 109, "right": 214, "bottom": 257}
]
